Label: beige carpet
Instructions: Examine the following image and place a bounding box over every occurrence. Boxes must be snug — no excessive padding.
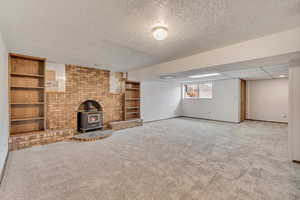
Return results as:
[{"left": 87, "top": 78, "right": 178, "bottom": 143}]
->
[{"left": 1, "top": 118, "right": 299, "bottom": 200}]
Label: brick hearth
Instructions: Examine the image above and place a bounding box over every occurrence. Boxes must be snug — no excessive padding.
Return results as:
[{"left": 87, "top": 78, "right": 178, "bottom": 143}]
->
[{"left": 9, "top": 129, "right": 75, "bottom": 151}]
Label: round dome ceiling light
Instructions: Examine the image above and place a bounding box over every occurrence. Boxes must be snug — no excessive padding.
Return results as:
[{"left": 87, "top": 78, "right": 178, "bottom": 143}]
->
[{"left": 152, "top": 26, "right": 168, "bottom": 41}]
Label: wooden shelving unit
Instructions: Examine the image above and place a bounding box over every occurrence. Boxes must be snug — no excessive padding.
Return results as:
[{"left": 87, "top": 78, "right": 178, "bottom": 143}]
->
[
  {"left": 9, "top": 53, "right": 46, "bottom": 135},
  {"left": 11, "top": 86, "right": 44, "bottom": 89},
  {"left": 124, "top": 80, "right": 141, "bottom": 120},
  {"left": 11, "top": 73, "right": 45, "bottom": 78},
  {"left": 11, "top": 117, "right": 45, "bottom": 122},
  {"left": 11, "top": 102, "right": 45, "bottom": 105}
]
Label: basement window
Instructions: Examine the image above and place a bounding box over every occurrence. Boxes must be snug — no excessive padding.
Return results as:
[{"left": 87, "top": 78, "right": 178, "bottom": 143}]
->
[
  {"left": 183, "top": 82, "right": 213, "bottom": 99},
  {"left": 198, "top": 82, "right": 213, "bottom": 99},
  {"left": 183, "top": 84, "right": 199, "bottom": 99}
]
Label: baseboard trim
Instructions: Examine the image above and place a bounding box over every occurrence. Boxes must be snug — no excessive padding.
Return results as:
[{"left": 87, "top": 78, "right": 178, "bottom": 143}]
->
[
  {"left": 143, "top": 116, "right": 181, "bottom": 124},
  {"left": 246, "top": 119, "right": 288, "bottom": 124},
  {"left": 180, "top": 116, "right": 240, "bottom": 124},
  {"left": 144, "top": 116, "right": 288, "bottom": 125},
  {"left": 0, "top": 151, "right": 9, "bottom": 186}
]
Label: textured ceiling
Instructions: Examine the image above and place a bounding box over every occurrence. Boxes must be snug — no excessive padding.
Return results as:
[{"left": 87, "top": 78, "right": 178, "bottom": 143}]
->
[
  {"left": 165, "top": 63, "right": 289, "bottom": 82},
  {"left": 222, "top": 64, "right": 289, "bottom": 80},
  {"left": 0, "top": 0, "right": 300, "bottom": 71}
]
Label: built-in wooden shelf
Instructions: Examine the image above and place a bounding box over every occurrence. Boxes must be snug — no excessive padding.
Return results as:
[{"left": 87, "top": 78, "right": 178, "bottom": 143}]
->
[
  {"left": 11, "top": 86, "right": 44, "bottom": 89},
  {"left": 10, "top": 73, "right": 44, "bottom": 78},
  {"left": 124, "top": 80, "right": 141, "bottom": 121},
  {"left": 127, "top": 112, "right": 140, "bottom": 115},
  {"left": 9, "top": 53, "right": 46, "bottom": 61},
  {"left": 126, "top": 98, "right": 140, "bottom": 101},
  {"left": 126, "top": 117, "right": 140, "bottom": 121},
  {"left": 11, "top": 117, "right": 44, "bottom": 122},
  {"left": 127, "top": 106, "right": 139, "bottom": 109},
  {"left": 11, "top": 102, "right": 44, "bottom": 105},
  {"left": 126, "top": 88, "right": 139, "bottom": 91},
  {"left": 125, "top": 80, "right": 140, "bottom": 84},
  {"left": 9, "top": 53, "right": 46, "bottom": 135}
]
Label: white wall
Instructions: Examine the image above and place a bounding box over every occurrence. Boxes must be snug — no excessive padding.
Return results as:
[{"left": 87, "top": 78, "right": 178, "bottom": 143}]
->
[
  {"left": 246, "top": 79, "right": 288, "bottom": 123},
  {"left": 0, "top": 32, "right": 9, "bottom": 175},
  {"left": 289, "top": 61, "right": 300, "bottom": 162},
  {"left": 141, "top": 81, "right": 181, "bottom": 122},
  {"left": 181, "top": 79, "right": 241, "bottom": 123}
]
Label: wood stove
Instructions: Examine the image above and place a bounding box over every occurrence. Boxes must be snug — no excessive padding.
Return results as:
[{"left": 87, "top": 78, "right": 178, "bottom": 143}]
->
[{"left": 78, "top": 100, "right": 103, "bottom": 132}]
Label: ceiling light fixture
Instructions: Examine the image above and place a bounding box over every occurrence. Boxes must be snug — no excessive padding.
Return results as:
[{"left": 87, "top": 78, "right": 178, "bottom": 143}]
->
[
  {"left": 279, "top": 75, "right": 286, "bottom": 78},
  {"left": 189, "top": 73, "right": 221, "bottom": 79},
  {"left": 152, "top": 26, "right": 168, "bottom": 41}
]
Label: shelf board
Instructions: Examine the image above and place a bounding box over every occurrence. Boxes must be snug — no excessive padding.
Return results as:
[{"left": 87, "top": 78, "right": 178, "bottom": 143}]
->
[
  {"left": 126, "top": 98, "right": 140, "bottom": 101},
  {"left": 125, "top": 80, "right": 140, "bottom": 84},
  {"left": 126, "top": 88, "right": 139, "bottom": 91},
  {"left": 126, "top": 117, "right": 140, "bottom": 120},
  {"left": 9, "top": 53, "right": 46, "bottom": 61},
  {"left": 11, "top": 117, "right": 44, "bottom": 122},
  {"left": 11, "top": 86, "right": 44, "bottom": 89},
  {"left": 126, "top": 112, "right": 140, "bottom": 115},
  {"left": 10, "top": 73, "right": 44, "bottom": 78},
  {"left": 11, "top": 102, "right": 44, "bottom": 105},
  {"left": 126, "top": 106, "right": 140, "bottom": 109}
]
